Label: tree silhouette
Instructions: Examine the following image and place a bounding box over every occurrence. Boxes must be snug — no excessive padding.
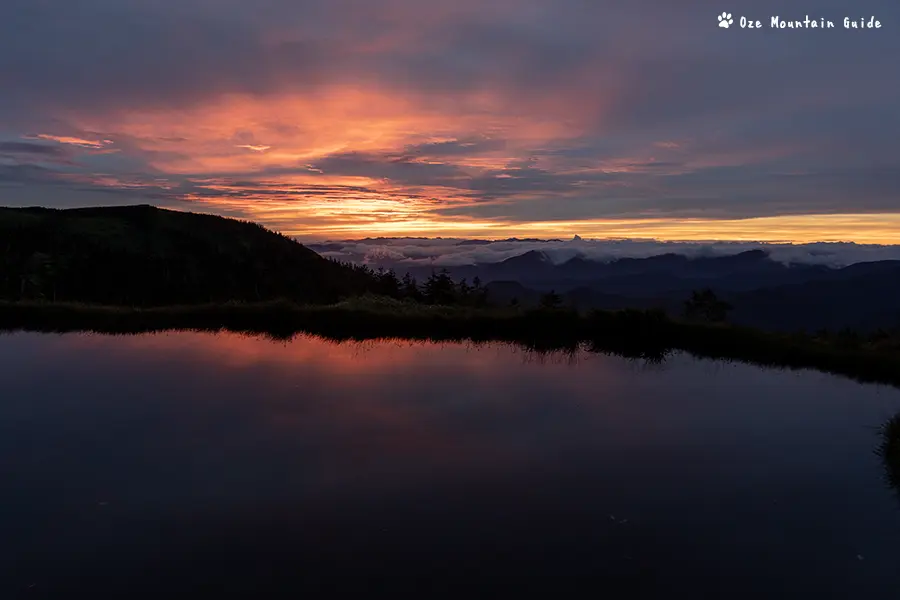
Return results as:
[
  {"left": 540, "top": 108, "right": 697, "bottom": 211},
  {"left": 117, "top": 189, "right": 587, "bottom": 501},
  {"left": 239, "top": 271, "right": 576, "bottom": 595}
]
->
[
  {"left": 539, "top": 290, "right": 563, "bottom": 310},
  {"left": 683, "top": 288, "right": 732, "bottom": 322},
  {"left": 374, "top": 267, "right": 401, "bottom": 298},
  {"left": 470, "top": 276, "right": 489, "bottom": 307},
  {"left": 456, "top": 278, "right": 473, "bottom": 304},
  {"left": 400, "top": 272, "right": 421, "bottom": 301},
  {"left": 422, "top": 269, "right": 457, "bottom": 305}
]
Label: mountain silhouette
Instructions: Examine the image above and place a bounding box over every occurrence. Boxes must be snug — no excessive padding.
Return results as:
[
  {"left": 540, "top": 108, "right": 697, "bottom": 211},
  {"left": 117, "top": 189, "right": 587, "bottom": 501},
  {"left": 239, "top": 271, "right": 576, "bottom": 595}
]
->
[
  {"left": 400, "top": 248, "right": 836, "bottom": 296},
  {"left": 0, "top": 205, "right": 377, "bottom": 306},
  {"left": 460, "top": 250, "right": 899, "bottom": 332}
]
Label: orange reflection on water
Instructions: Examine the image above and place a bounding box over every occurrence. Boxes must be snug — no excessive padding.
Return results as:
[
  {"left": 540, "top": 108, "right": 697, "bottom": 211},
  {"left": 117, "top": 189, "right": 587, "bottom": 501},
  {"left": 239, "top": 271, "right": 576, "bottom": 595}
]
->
[
  {"left": 56, "top": 331, "right": 618, "bottom": 477},
  {"left": 64, "top": 331, "right": 528, "bottom": 374}
]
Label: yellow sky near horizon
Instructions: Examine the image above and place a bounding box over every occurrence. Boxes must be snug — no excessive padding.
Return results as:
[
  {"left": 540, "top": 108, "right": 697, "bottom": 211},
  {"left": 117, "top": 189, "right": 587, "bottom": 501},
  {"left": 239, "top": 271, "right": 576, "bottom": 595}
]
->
[{"left": 244, "top": 210, "right": 900, "bottom": 244}]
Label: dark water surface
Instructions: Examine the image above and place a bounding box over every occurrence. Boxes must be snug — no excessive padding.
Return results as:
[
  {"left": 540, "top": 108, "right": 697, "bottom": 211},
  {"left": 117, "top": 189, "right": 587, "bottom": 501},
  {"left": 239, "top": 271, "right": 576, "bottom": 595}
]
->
[{"left": 2, "top": 331, "right": 900, "bottom": 597}]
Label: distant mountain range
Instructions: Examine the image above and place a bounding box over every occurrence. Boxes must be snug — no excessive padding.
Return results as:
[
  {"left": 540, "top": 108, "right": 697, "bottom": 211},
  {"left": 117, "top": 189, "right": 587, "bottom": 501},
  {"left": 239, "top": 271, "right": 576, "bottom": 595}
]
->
[
  {"left": 309, "top": 245, "right": 900, "bottom": 333},
  {"left": 401, "top": 249, "right": 839, "bottom": 294}
]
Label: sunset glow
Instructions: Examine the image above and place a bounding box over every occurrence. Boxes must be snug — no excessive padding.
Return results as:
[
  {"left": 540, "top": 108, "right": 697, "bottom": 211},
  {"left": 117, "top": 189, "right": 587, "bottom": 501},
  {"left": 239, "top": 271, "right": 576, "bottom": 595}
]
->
[{"left": 2, "top": 0, "right": 898, "bottom": 243}]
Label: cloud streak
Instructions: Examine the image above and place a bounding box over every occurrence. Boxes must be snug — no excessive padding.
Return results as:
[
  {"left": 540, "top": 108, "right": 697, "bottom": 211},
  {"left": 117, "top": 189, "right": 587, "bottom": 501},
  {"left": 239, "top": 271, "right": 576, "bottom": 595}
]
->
[{"left": 27, "top": 134, "right": 113, "bottom": 149}]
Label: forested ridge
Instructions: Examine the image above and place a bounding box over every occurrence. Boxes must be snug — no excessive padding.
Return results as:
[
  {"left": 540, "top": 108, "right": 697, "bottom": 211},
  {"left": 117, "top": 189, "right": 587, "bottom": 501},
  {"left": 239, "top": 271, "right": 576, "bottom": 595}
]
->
[
  {"left": 0, "top": 204, "right": 499, "bottom": 307},
  {"left": 0, "top": 205, "right": 380, "bottom": 305}
]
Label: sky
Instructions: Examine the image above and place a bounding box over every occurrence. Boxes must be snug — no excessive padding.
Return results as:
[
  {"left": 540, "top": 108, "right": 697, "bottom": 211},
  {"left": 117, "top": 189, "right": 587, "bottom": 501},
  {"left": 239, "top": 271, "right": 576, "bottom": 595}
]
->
[{"left": 2, "top": 0, "right": 899, "bottom": 243}]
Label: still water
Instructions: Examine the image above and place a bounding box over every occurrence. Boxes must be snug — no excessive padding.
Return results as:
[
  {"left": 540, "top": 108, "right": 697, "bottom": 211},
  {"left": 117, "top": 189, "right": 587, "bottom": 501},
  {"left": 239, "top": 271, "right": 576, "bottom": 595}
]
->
[{"left": 2, "top": 331, "right": 900, "bottom": 597}]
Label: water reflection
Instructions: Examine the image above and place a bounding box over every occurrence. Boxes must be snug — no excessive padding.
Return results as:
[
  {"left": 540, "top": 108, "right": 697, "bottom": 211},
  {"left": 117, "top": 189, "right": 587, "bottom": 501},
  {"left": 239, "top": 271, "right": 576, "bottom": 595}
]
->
[{"left": 2, "top": 331, "right": 900, "bottom": 597}]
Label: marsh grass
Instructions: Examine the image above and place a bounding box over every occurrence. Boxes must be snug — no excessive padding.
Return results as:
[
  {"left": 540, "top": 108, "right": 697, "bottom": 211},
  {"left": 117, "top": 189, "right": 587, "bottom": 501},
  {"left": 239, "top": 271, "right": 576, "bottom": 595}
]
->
[
  {"left": 1, "top": 297, "right": 899, "bottom": 389},
  {"left": 877, "top": 414, "right": 900, "bottom": 504}
]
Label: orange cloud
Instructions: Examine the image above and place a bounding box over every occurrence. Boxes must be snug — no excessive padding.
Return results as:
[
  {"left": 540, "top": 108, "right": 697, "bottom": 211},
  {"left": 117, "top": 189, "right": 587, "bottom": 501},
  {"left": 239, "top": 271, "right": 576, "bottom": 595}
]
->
[
  {"left": 69, "top": 87, "right": 586, "bottom": 173},
  {"left": 43, "top": 73, "right": 900, "bottom": 245},
  {"left": 59, "top": 85, "right": 601, "bottom": 230}
]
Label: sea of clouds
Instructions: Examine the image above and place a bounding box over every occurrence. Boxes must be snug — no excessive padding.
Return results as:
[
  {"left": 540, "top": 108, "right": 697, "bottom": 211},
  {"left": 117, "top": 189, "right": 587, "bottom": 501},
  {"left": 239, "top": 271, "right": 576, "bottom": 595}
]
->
[{"left": 304, "top": 237, "right": 900, "bottom": 268}]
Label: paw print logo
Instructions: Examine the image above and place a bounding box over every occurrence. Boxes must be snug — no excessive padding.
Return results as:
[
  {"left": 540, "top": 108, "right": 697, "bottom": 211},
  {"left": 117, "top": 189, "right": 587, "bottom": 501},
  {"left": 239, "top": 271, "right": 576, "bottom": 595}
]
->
[{"left": 718, "top": 12, "right": 733, "bottom": 28}]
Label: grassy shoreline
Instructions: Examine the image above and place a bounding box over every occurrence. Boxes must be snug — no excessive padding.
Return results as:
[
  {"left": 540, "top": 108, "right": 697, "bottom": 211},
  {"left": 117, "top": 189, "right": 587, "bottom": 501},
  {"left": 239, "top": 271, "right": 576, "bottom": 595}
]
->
[{"left": 2, "top": 297, "right": 900, "bottom": 389}]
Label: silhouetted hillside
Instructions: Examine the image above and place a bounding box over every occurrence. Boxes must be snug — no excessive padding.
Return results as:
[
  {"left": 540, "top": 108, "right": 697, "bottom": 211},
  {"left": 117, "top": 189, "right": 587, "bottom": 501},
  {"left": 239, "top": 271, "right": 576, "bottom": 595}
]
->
[
  {"left": 399, "top": 249, "right": 836, "bottom": 295},
  {"left": 0, "top": 205, "right": 377, "bottom": 305},
  {"left": 727, "top": 265, "right": 900, "bottom": 332},
  {"left": 478, "top": 254, "right": 900, "bottom": 332}
]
